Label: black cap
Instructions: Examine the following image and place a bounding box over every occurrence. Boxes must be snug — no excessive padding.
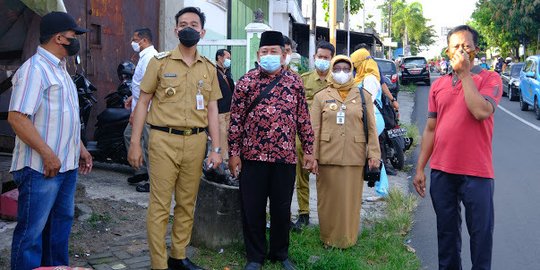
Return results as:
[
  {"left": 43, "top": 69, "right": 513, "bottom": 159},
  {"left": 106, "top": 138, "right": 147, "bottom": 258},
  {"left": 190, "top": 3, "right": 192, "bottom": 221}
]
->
[
  {"left": 40, "top": 12, "right": 89, "bottom": 38},
  {"left": 259, "top": 31, "right": 284, "bottom": 48}
]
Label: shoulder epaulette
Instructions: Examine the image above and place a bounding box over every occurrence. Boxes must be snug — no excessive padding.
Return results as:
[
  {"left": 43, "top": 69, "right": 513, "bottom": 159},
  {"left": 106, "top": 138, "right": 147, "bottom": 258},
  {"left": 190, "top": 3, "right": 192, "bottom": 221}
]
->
[
  {"left": 201, "top": 55, "right": 216, "bottom": 67},
  {"left": 301, "top": 70, "right": 314, "bottom": 78},
  {"left": 154, "top": 51, "right": 171, "bottom": 60}
]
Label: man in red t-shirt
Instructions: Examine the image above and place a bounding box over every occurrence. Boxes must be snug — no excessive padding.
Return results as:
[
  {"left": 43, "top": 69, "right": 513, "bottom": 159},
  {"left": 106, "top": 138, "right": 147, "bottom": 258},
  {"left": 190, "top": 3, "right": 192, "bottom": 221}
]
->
[{"left": 414, "top": 25, "right": 502, "bottom": 270}]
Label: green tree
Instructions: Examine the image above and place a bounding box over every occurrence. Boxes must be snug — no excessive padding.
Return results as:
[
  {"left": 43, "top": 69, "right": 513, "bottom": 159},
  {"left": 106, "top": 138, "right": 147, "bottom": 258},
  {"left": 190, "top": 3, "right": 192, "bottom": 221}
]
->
[
  {"left": 365, "top": 14, "right": 376, "bottom": 30},
  {"left": 389, "top": 0, "right": 435, "bottom": 55},
  {"left": 471, "top": 0, "right": 540, "bottom": 58},
  {"left": 321, "top": 0, "right": 364, "bottom": 22}
]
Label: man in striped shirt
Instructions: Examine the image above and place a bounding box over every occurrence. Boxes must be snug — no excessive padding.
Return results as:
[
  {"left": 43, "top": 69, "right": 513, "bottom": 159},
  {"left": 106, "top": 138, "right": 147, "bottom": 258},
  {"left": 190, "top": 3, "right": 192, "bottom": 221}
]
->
[{"left": 8, "top": 12, "right": 92, "bottom": 270}]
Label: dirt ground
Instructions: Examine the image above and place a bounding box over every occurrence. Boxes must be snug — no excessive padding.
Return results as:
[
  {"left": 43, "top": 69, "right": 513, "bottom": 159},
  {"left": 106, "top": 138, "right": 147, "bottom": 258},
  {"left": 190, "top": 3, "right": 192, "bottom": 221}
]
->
[
  {"left": 0, "top": 184, "right": 149, "bottom": 269},
  {"left": 69, "top": 184, "right": 149, "bottom": 266}
]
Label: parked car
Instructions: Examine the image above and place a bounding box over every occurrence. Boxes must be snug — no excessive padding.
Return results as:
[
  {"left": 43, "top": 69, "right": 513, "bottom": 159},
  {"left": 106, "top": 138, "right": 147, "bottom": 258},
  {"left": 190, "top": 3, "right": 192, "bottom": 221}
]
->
[
  {"left": 375, "top": 58, "right": 400, "bottom": 97},
  {"left": 519, "top": 55, "right": 540, "bottom": 119},
  {"left": 399, "top": 56, "right": 431, "bottom": 86},
  {"left": 501, "top": 62, "right": 524, "bottom": 101}
]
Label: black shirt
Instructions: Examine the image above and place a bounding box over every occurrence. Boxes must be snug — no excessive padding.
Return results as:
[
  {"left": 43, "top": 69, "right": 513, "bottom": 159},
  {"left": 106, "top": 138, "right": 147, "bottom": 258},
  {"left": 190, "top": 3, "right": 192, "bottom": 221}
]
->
[{"left": 217, "top": 66, "right": 235, "bottom": 113}]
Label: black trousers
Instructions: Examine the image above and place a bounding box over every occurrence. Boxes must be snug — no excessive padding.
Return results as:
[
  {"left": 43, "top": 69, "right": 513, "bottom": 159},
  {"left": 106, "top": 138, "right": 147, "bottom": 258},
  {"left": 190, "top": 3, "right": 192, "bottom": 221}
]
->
[
  {"left": 239, "top": 160, "right": 296, "bottom": 264},
  {"left": 430, "top": 169, "right": 494, "bottom": 270}
]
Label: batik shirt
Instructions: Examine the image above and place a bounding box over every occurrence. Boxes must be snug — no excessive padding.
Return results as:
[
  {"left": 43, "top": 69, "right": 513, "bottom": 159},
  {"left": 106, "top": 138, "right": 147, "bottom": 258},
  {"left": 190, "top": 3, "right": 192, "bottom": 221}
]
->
[{"left": 228, "top": 67, "right": 314, "bottom": 164}]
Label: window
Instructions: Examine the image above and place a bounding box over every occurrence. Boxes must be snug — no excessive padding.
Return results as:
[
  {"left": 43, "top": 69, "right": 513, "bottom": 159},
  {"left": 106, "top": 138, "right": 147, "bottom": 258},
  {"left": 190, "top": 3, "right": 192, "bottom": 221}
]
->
[
  {"left": 523, "top": 60, "right": 533, "bottom": 72},
  {"left": 511, "top": 64, "right": 524, "bottom": 77},
  {"left": 376, "top": 61, "right": 396, "bottom": 73},
  {"left": 403, "top": 57, "right": 427, "bottom": 67}
]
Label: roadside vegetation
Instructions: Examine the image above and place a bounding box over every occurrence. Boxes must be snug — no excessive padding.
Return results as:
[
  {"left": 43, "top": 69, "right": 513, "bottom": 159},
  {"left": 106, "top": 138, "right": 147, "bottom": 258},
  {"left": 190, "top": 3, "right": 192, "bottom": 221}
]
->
[
  {"left": 399, "top": 83, "right": 417, "bottom": 93},
  {"left": 194, "top": 189, "right": 419, "bottom": 270},
  {"left": 400, "top": 122, "right": 420, "bottom": 148}
]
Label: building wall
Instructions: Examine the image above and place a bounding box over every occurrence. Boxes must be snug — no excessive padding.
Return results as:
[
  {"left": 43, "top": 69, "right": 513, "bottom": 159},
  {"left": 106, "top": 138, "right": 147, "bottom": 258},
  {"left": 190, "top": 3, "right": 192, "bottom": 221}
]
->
[{"left": 159, "top": 0, "right": 228, "bottom": 52}]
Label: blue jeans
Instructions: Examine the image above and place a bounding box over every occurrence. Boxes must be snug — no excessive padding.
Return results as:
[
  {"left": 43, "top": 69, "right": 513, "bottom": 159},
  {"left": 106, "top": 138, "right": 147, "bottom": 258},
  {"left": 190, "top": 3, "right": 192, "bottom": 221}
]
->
[{"left": 11, "top": 167, "right": 78, "bottom": 270}]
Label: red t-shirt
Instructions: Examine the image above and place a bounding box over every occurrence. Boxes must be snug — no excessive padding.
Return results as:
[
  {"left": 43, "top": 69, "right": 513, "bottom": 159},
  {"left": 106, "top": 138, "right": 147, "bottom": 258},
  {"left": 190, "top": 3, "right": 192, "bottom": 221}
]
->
[{"left": 428, "top": 68, "right": 502, "bottom": 178}]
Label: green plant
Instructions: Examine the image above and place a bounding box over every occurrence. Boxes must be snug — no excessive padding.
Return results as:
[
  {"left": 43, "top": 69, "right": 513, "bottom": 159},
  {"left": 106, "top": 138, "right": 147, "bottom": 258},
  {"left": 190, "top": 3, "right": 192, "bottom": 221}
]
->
[
  {"left": 400, "top": 83, "right": 417, "bottom": 93},
  {"left": 86, "top": 212, "right": 112, "bottom": 229},
  {"left": 191, "top": 189, "right": 420, "bottom": 270},
  {"left": 400, "top": 122, "right": 420, "bottom": 148}
]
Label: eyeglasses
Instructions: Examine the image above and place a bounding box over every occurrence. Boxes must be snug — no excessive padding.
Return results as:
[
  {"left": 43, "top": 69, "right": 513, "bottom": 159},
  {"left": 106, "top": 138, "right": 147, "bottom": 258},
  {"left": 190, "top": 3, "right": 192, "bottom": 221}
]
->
[{"left": 332, "top": 68, "right": 351, "bottom": 73}]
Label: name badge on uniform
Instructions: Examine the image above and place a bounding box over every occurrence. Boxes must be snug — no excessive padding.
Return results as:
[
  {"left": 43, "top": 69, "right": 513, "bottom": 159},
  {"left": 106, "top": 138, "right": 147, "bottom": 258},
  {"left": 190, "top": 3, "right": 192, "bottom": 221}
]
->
[
  {"left": 336, "top": 104, "right": 346, "bottom": 125},
  {"left": 196, "top": 80, "right": 205, "bottom": 110}
]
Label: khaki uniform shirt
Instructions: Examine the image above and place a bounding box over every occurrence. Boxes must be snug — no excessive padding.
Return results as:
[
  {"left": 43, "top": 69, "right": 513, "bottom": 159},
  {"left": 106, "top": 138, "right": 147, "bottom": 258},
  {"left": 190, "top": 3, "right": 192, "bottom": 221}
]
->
[
  {"left": 301, "top": 70, "right": 329, "bottom": 107},
  {"left": 311, "top": 88, "right": 381, "bottom": 166},
  {"left": 140, "top": 47, "right": 222, "bottom": 128}
]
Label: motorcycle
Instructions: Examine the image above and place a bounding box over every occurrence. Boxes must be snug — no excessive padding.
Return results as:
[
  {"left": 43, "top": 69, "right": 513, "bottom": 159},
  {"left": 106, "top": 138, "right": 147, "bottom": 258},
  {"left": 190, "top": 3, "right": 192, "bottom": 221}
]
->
[
  {"left": 74, "top": 58, "right": 135, "bottom": 164},
  {"left": 381, "top": 120, "right": 413, "bottom": 171}
]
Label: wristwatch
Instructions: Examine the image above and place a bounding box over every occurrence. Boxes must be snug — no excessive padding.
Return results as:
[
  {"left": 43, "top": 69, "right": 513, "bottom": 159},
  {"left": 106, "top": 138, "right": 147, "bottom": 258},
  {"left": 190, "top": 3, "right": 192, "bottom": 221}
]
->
[
  {"left": 391, "top": 98, "right": 397, "bottom": 102},
  {"left": 212, "top": 147, "right": 221, "bottom": 154}
]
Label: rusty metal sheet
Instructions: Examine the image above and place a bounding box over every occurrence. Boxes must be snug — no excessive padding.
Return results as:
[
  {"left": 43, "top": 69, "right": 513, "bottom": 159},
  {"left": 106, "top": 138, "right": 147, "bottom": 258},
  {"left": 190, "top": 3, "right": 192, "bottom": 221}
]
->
[{"left": 65, "top": 0, "right": 160, "bottom": 140}]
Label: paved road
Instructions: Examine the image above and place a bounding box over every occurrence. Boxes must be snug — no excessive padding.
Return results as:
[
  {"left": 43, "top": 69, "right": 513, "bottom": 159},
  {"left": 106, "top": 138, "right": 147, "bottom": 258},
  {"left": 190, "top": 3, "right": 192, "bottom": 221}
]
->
[{"left": 410, "top": 73, "right": 540, "bottom": 269}]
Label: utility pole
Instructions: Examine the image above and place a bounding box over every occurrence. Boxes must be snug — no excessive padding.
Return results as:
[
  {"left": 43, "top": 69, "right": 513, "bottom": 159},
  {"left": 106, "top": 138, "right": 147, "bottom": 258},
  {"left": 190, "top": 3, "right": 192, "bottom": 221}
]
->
[
  {"left": 329, "top": 0, "right": 337, "bottom": 48},
  {"left": 347, "top": 0, "right": 350, "bottom": 55},
  {"left": 310, "top": 0, "right": 317, "bottom": 68},
  {"left": 388, "top": 0, "right": 393, "bottom": 59}
]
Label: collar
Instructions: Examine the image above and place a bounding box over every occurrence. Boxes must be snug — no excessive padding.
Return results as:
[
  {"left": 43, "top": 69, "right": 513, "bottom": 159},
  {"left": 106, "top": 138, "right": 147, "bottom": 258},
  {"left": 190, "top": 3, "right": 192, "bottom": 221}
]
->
[
  {"left": 139, "top": 45, "right": 156, "bottom": 58},
  {"left": 217, "top": 63, "right": 227, "bottom": 72},
  {"left": 37, "top": 46, "right": 63, "bottom": 68},
  {"left": 450, "top": 65, "right": 483, "bottom": 86},
  {"left": 170, "top": 45, "right": 203, "bottom": 62},
  {"left": 258, "top": 66, "right": 284, "bottom": 79},
  {"left": 314, "top": 70, "right": 329, "bottom": 81}
]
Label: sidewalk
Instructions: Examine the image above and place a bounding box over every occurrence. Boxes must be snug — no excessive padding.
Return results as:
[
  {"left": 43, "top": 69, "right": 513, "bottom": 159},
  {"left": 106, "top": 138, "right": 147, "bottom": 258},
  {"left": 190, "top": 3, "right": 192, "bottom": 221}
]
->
[{"left": 0, "top": 91, "right": 416, "bottom": 269}]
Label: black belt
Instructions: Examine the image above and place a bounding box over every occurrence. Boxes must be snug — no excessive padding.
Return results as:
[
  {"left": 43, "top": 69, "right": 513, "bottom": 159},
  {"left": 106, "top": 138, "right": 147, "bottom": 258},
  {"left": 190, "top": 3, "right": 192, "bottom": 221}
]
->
[{"left": 150, "top": 125, "right": 205, "bottom": 136}]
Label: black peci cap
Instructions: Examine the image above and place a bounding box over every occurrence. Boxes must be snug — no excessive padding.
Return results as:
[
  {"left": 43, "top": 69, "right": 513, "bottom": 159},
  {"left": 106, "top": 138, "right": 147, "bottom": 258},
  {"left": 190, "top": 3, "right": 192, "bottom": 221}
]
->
[
  {"left": 259, "top": 31, "right": 284, "bottom": 48},
  {"left": 40, "top": 11, "right": 89, "bottom": 38}
]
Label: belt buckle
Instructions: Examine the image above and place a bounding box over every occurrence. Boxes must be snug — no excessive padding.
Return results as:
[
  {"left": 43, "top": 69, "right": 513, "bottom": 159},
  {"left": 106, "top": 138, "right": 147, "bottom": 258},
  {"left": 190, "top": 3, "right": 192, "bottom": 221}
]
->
[
  {"left": 168, "top": 127, "right": 173, "bottom": 134},
  {"left": 184, "top": 129, "right": 192, "bottom": 136}
]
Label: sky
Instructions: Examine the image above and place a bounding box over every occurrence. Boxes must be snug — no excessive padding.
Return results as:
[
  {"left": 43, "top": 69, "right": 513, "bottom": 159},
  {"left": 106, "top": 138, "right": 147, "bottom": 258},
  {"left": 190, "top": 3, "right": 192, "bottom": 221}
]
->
[
  {"left": 414, "top": 0, "right": 478, "bottom": 58},
  {"left": 305, "top": 0, "right": 479, "bottom": 58}
]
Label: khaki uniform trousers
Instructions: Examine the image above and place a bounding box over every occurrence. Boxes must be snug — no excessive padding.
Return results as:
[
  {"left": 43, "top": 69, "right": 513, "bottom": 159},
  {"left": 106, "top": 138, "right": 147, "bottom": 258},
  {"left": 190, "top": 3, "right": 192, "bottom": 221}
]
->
[
  {"left": 218, "top": 112, "right": 230, "bottom": 160},
  {"left": 295, "top": 136, "right": 310, "bottom": 215},
  {"left": 146, "top": 129, "right": 207, "bottom": 269}
]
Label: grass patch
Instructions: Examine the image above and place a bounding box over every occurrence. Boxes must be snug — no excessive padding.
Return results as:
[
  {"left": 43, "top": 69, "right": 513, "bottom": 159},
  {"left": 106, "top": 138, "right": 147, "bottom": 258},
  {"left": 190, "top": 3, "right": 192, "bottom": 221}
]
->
[
  {"left": 400, "top": 83, "right": 417, "bottom": 93},
  {"left": 86, "top": 212, "right": 112, "bottom": 229},
  {"left": 402, "top": 164, "right": 414, "bottom": 173},
  {"left": 400, "top": 122, "right": 420, "bottom": 149},
  {"left": 193, "top": 189, "right": 419, "bottom": 270}
]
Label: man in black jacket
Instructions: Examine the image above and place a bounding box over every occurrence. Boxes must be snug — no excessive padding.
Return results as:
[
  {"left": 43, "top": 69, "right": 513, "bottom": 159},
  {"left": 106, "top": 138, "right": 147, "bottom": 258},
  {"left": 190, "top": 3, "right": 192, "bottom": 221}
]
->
[{"left": 216, "top": 49, "right": 235, "bottom": 160}]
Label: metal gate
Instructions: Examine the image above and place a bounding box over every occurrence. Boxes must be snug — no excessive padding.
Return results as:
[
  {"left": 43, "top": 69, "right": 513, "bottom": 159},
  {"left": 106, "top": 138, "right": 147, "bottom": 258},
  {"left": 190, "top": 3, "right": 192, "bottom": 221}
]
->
[{"left": 198, "top": 39, "right": 248, "bottom": 81}]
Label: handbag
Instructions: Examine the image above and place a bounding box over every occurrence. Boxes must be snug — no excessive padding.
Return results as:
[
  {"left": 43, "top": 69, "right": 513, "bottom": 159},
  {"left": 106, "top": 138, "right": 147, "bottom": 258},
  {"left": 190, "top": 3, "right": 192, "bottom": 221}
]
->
[{"left": 358, "top": 87, "right": 381, "bottom": 187}]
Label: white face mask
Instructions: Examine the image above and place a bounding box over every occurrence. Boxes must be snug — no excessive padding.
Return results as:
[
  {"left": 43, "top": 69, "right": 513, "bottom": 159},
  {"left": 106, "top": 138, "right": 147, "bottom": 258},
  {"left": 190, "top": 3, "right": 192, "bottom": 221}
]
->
[
  {"left": 284, "top": 54, "right": 292, "bottom": 65},
  {"left": 223, "top": 58, "right": 231, "bottom": 69},
  {"left": 131, "top": 41, "right": 140, "bottom": 52},
  {"left": 332, "top": 71, "right": 352, "bottom": 84}
]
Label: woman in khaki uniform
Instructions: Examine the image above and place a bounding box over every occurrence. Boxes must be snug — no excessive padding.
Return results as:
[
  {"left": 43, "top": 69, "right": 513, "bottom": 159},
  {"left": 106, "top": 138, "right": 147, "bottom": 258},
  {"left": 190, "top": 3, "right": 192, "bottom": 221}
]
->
[{"left": 311, "top": 55, "right": 381, "bottom": 248}]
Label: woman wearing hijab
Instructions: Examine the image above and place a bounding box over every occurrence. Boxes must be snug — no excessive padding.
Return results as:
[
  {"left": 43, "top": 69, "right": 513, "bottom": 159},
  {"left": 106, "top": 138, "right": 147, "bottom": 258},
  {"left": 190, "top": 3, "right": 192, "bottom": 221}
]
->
[
  {"left": 311, "top": 55, "right": 381, "bottom": 248},
  {"left": 351, "top": 48, "right": 390, "bottom": 199}
]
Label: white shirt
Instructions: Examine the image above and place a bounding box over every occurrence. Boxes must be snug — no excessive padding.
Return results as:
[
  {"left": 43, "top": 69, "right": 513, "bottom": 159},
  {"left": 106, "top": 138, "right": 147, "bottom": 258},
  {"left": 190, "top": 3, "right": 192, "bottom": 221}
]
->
[
  {"left": 9, "top": 46, "right": 80, "bottom": 173},
  {"left": 363, "top": 75, "right": 381, "bottom": 105},
  {"left": 131, "top": 45, "right": 158, "bottom": 112}
]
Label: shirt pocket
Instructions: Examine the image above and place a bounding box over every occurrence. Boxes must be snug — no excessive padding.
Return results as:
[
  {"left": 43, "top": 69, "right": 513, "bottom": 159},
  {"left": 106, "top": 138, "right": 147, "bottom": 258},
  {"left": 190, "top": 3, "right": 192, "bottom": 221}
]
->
[
  {"left": 156, "top": 78, "right": 182, "bottom": 103},
  {"left": 200, "top": 80, "right": 212, "bottom": 104},
  {"left": 321, "top": 133, "right": 331, "bottom": 142},
  {"left": 354, "top": 135, "right": 366, "bottom": 143}
]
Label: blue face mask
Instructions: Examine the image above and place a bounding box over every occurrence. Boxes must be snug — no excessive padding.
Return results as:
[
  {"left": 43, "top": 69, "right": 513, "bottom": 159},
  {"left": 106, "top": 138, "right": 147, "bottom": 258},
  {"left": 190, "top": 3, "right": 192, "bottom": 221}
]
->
[
  {"left": 224, "top": 58, "right": 231, "bottom": 69},
  {"left": 314, "top": 58, "right": 330, "bottom": 72},
  {"left": 259, "top": 54, "right": 282, "bottom": 73}
]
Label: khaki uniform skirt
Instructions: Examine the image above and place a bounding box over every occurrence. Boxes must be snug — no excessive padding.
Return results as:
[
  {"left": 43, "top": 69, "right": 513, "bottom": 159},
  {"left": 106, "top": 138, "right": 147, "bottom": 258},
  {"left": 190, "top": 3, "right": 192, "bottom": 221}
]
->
[{"left": 317, "top": 164, "right": 364, "bottom": 249}]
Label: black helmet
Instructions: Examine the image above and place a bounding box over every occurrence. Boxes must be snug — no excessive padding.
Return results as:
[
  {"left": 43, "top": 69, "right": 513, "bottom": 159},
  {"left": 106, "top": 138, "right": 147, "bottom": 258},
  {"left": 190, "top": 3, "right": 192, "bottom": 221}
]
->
[{"left": 117, "top": 61, "right": 135, "bottom": 81}]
